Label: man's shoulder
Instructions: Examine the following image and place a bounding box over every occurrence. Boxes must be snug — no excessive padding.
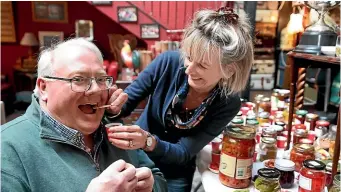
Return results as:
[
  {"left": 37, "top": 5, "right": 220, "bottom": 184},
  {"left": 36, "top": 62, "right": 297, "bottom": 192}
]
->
[{"left": 2, "top": 115, "right": 38, "bottom": 142}]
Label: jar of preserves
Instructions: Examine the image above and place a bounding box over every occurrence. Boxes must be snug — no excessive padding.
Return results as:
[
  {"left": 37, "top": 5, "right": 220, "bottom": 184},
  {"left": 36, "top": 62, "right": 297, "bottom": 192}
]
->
[
  {"left": 275, "top": 121, "right": 286, "bottom": 129},
  {"left": 259, "top": 97, "right": 271, "bottom": 113},
  {"left": 219, "top": 125, "right": 256, "bottom": 188},
  {"left": 290, "top": 144, "right": 315, "bottom": 172},
  {"left": 274, "top": 112, "right": 284, "bottom": 124},
  {"left": 271, "top": 125, "right": 284, "bottom": 136},
  {"left": 258, "top": 112, "right": 270, "bottom": 124},
  {"left": 254, "top": 168, "right": 281, "bottom": 192},
  {"left": 329, "top": 125, "right": 337, "bottom": 159},
  {"left": 295, "top": 110, "right": 308, "bottom": 124},
  {"left": 305, "top": 113, "right": 318, "bottom": 131},
  {"left": 262, "top": 127, "right": 277, "bottom": 138},
  {"left": 271, "top": 89, "right": 280, "bottom": 108},
  {"left": 255, "top": 94, "right": 265, "bottom": 116},
  {"left": 231, "top": 117, "right": 244, "bottom": 126},
  {"left": 246, "top": 119, "right": 259, "bottom": 127},
  {"left": 298, "top": 160, "right": 326, "bottom": 192},
  {"left": 275, "top": 159, "right": 295, "bottom": 189},
  {"left": 315, "top": 120, "right": 330, "bottom": 138},
  {"left": 277, "top": 90, "right": 290, "bottom": 109},
  {"left": 329, "top": 174, "right": 340, "bottom": 192},
  {"left": 295, "top": 124, "right": 307, "bottom": 130},
  {"left": 259, "top": 137, "right": 277, "bottom": 162},
  {"left": 246, "top": 114, "right": 257, "bottom": 121},
  {"left": 325, "top": 162, "right": 333, "bottom": 186},
  {"left": 293, "top": 129, "right": 308, "bottom": 145}
]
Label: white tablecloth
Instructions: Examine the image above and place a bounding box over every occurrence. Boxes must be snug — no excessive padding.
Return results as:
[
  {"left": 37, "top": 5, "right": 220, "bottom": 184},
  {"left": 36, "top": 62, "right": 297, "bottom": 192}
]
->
[{"left": 195, "top": 144, "right": 328, "bottom": 192}]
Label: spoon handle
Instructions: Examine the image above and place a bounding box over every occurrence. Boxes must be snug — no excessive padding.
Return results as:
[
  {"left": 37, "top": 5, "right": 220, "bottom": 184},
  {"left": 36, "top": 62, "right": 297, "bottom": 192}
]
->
[{"left": 93, "top": 104, "right": 112, "bottom": 109}]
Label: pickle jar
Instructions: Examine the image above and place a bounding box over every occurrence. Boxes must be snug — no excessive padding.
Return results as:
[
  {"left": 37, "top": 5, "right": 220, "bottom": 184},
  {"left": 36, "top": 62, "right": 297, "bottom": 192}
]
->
[
  {"left": 305, "top": 113, "right": 318, "bottom": 131},
  {"left": 254, "top": 168, "right": 281, "bottom": 192},
  {"left": 219, "top": 125, "right": 256, "bottom": 189},
  {"left": 293, "top": 129, "right": 308, "bottom": 145},
  {"left": 329, "top": 174, "right": 340, "bottom": 192},
  {"left": 298, "top": 160, "right": 326, "bottom": 192},
  {"left": 295, "top": 110, "right": 308, "bottom": 124},
  {"left": 259, "top": 97, "right": 271, "bottom": 113},
  {"left": 290, "top": 144, "right": 315, "bottom": 172},
  {"left": 259, "top": 137, "right": 277, "bottom": 162},
  {"left": 258, "top": 112, "right": 270, "bottom": 124}
]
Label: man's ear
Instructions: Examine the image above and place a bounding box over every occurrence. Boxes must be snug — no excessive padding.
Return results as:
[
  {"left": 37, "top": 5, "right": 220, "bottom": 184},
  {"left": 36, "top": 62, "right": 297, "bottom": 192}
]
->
[{"left": 37, "top": 78, "right": 48, "bottom": 102}]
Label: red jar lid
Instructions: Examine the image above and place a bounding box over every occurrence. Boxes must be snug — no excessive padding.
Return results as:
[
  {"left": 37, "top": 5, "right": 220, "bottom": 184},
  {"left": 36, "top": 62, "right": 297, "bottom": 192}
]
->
[
  {"left": 316, "top": 120, "right": 330, "bottom": 127},
  {"left": 295, "top": 124, "right": 306, "bottom": 130}
]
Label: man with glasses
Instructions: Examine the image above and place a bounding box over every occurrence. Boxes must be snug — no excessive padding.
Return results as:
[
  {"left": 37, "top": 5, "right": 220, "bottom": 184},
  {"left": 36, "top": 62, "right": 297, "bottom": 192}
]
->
[{"left": 1, "top": 38, "right": 167, "bottom": 192}]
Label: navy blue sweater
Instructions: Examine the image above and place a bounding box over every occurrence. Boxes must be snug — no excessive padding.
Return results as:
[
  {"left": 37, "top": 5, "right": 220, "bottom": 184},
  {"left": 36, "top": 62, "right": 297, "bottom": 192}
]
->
[{"left": 120, "top": 51, "right": 241, "bottom": 178}]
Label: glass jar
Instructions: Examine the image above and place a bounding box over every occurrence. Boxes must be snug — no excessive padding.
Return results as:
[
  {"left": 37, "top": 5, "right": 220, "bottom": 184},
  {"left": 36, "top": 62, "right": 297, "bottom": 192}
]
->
[
  {"left": 262, "top": 127, "right": 277, "bottom": 138},
  {"left": 295, "top": 110, "right": 308, "bottom": 124},
  {"left": 329, "top": 125, "right": 337, "bottom": 159},
  {"left": 295, "top": 124, "right": 307, "bottom": 130},
  {"left": 259, "top": 97, "right": 271, "bottom": 113},
  {"left": 254, "top": 168, "right": 281, "bottom": 192},
  {"left": 258, "top": 112, "right": 270, "bottom": 124},
  {"left": 219, "top": 125, "right": 256, "bottom": 188},
  {"left": 231, "top": 117, "right": 244, "bottom": 126},
  {"left": 325, "top": 162, "right": 333, "bottom": 186},
  {"left": 329, "top": 174, "right": 340, "bottom": 192},
  {"left": 246, "top": 114, "right": 257, "bottom": 121},
  {"left": 274, "top": 112, "right": 284, "bottom": 124},
  {"left": 275, "top": 159, "right": 295, "bottom": 189},
  {"left": 246, "top": 119, "right": 259, "bottom": 127},
  {"left": 305, "top": 113, "right": 318, "bottom": 131},
  {"left": 255, "top": 94, "right": 265, "bottom": 116},
  {"left": 271, "top": 89, "right": 280, "bottom": 109},
  {"left": 277, "top": 89, "right": 290, "bottom": 109},
  {"left": 290, "top": 144, "right": 315, "bottom": 172},
  {"left": 298, "top": 160, "right": 326, "bottom": 192},
  {"left": 293, "top": 129, "right": 308, "bottom": 145},
  {"left": 315, "top": 120, "right": 330, "bottom": 138},
  {"left": 271, "top": 125, "right": 283, "bottom": 136},
  {"left": 275, "top": 121, "right": 286, "bottom": 130},
  {"left": 259, "top": 137, "right": 277, "bottom": 162}
]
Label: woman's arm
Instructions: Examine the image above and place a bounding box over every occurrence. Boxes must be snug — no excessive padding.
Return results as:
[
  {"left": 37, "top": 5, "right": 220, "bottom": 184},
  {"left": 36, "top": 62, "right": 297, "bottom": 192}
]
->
[{"left": 146, "top": 95, "right": 241, "bottom": 166}]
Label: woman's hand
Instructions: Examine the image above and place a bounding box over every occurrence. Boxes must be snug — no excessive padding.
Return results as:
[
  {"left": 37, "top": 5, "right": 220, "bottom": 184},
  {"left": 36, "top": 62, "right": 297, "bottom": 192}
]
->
[
  {"left": 106, "top": 85, "right": 128, "bottom": 115},
  {"left": 107, "top": 125, "right": 148, "bottom": 150}
]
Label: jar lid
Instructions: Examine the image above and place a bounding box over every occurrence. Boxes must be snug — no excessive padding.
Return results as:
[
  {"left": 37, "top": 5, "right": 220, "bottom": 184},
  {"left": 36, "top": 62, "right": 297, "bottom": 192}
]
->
[
  {"left": 299, "top": 138, "right": 313, "bottom": 144},
  {"left": 261, "top": 137, "right": 276, "bottom": 144},
  {"left": 258, "top": 168, "right": 280, "bottom": 179},
  {"left": 303, "top": 159, "right": 326, "bottom": 170},
  {"left": 232, "top": 118, "right": 243, "bottom": 124},
  {"left": 295, "top": 129, "right": 307, "bottom": 136},
  {"left": 263, "top": 127, "right": 276, "bottom": 134},
  {"left": 306, "top": 113, "right": 318, "bottom": 120},
  {"left": 275, "top": 159, "right": 295, "bottom": 171},
  {"left": 261, "top": 97, "right": 271, "bottom": 102},
  {"left": 246, "top": 119, "right": 259, "bottom": 125},
  {"left": 225, "top": 125, "right": 256, "bottom": 139},
  {"left": 259, "top": 112, "right": 270, "bottom": 118},
  {"left": 333, "top": 174, "right": 340, "bottom": 186},
  {"left": 316, "top": 120, "right": 330, "bottom": 127},
  {"left": 273, "top": 89, "right": 279, "bottom": 93},
  {"left": 326, "top": 162, "right": 332, "bottom": 171},
  {"left": 295, "top": 124, "right": 306, "bottom": 130},
  {"left": 294, "top": 143, "right": 314, "bottom": 152},
  {"left": 296, "top": 110, "right": 308, "bottom": 116},
  {"left": 278, "top": 89, "right": 290, "bottom": 95},
  {"left": 246, "top": 114, "right": 256, "bottom": 120},
  {"left": 275, "top": 121, "right": 286, "bottom": 127},
  {"left": 271, "top": 125, "right": 283, "bottom": 132}
]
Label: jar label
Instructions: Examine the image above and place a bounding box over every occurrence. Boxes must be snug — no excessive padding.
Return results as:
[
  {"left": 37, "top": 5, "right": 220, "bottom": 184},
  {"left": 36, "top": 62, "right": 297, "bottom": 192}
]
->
[
  {"left": 259, "top": 149, "right": 267, "bottom": 155},
  {"left": 219, "top": 153, "right": 252, "bottom": 179},
  {"left": 304, "top": 122, "right": 310, "bottom": 130},
  {"left": 299, "top": 174, "right": 312, "bottom": 190},
  {"left": 219, "top": 153, "right": 236, "bottom": 177},
  {"left": 235, "top": 158, "right": 252, "bottom": 179}
]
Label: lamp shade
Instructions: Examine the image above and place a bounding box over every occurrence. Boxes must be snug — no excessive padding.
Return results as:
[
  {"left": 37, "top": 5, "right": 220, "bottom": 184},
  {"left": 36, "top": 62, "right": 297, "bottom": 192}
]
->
[{"left": 20, "top": 32, "right": 39, "bottom": 46}]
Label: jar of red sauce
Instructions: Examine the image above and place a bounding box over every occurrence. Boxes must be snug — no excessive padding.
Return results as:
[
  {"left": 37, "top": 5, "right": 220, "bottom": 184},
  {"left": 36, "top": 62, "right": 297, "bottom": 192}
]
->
[
  {"left": 219, "top": 125, "right": 256, "bottom": 188},
  {"left": 290, "top": 144, "right": 315, "bottom": 172},
  {"left": 293, "top": 129, "right": 308, "bottom": 145},
  {"left": 298, "top": 159, "right": 326, "bottom": 192},
  {"left": 304, "top": 113, "right": 318, "bottom": 131}
]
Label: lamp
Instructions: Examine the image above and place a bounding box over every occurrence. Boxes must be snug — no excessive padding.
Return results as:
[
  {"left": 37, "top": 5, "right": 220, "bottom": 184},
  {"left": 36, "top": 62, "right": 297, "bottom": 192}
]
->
[{"left": 20, "top": 32, "right": 39, "bottom": 59}]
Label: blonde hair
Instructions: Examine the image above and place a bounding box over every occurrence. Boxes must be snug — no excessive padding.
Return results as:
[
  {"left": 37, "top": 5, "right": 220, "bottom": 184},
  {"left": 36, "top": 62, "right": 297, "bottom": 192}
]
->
[
  {"left": 180, "top": 9, "right": 254, "bottom": 97},
  {"left": 33, "top": 38, "right": 103, "bottom": 96}
]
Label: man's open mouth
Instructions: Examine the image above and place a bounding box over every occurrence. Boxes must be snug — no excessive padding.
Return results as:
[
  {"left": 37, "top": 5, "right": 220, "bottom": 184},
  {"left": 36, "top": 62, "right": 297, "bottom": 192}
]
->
[{"left": 78, "top": 103, "right": 98, "bottom": 114}]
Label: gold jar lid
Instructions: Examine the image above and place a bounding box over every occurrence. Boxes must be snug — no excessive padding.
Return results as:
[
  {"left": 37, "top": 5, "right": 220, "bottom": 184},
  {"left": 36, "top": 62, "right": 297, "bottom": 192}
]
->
[{"left": 225, "top": 125, "right": 256, "bottom": 139}]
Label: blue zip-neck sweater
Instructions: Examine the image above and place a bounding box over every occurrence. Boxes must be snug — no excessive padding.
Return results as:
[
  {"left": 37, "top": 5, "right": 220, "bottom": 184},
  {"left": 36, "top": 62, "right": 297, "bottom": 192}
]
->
[{"left": 118, "top": 51, "right": 241, "bottom": 178}]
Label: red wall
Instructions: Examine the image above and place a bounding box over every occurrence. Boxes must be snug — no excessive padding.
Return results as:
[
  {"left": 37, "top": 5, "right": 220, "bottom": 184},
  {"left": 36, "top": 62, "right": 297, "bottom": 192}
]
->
[{"left": 1, "top": 1, "right": 146, "bottom": 83}]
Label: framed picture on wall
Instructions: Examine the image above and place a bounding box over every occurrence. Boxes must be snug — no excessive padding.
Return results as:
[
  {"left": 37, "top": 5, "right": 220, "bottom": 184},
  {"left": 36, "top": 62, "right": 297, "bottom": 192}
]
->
[
  {"left": 117, "top": 6, "right": 138, "bottom": 23},
  {"left": 38, "top": 31, "right": 64, "bottom": 48},
  {"left": 140, "top": 24, "right": 160, "bottom": 39},
  {"left": 76, "top": 20, "right": 94, "bottom": 41},
  {"left": 91, "top": 1, "right": 112, "bottom": 6},
  {"left": 32, "top": 2, "right": 68, "bottom": 23}
]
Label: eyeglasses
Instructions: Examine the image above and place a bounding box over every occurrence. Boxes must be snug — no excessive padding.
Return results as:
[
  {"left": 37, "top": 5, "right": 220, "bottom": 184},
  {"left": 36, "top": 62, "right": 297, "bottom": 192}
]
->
[{"left": 43, "top": 76, "right": 114, "bottom": 93}]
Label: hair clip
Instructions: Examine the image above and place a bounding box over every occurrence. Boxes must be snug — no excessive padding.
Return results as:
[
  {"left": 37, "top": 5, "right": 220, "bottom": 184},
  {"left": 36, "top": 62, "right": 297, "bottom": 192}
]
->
[{"left": 216, "top": 7, "right": 239, "bottom": 25}]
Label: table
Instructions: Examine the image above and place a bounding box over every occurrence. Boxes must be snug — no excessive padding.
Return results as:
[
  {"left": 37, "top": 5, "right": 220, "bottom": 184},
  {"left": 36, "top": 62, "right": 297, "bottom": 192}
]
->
[
  {"left": 13, "top": 65, "right": 37, "bottom": 91},
  {"left": 196, "top": 145, "right": 313, "bottom": 192},
  {"left": 286, "top": 52, "right": 340, "bottom": 179}
]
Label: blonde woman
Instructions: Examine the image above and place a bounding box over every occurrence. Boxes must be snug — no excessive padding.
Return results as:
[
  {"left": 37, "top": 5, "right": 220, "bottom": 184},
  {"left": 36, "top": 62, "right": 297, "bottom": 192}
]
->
[{"left": 106, "top": 7, "right": 254, "bottom": 192}]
